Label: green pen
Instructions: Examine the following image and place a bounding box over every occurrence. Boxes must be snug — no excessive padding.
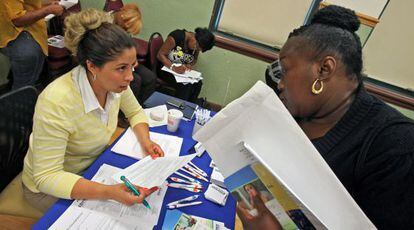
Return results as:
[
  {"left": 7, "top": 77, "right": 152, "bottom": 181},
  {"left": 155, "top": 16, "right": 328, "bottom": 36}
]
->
[{"left": 120, "top": 175, "right": 151, "bottom": 209}]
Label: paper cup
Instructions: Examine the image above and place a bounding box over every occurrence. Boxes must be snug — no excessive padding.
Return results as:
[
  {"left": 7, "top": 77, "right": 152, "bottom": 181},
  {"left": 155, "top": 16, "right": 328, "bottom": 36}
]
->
[{"left": 167, "top": 109, "right": 183, "bottom": 132}]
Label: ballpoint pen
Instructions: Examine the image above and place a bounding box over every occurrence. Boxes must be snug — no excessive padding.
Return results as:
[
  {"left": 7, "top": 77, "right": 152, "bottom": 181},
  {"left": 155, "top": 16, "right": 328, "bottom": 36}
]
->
[
  {"left": 188, "top": 162, "right": 207, "bottom": 177},
  {"left": 180, "top": 168, "right": 209, "bottom": 182},
  {"left": 183, "top": 165, "right": 205, "bottom": 178},
  {"left": 168, "top": 182, "right": 203, "bottom": 189},
  {"left": 169, "top": 177, "right": 198, "bottom": 186},
  {"left": 173, "top": 171, "right": 201, "bottom": 184},
  {"left": 167, "top": 183, "right": 202, "bottom": 193},
  {"left": 167, "top": 201, "right": 203, "bottom": 209},
  {"left": 120, "top": 176, "right": 151, "bottom": 209},
  {"left": 167, "top": 195, "right": 199, "bottom": 206}
]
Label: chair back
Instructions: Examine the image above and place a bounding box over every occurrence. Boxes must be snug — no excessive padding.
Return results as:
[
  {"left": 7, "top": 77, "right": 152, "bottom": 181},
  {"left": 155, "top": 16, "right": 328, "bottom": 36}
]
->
[
  {"left": 0, "top": 86, "right": 38, "bottom": 192},
  {"left": 103, "top": 0, "right": 124, "bottom": 12},
  {"left": 147, "top": 32, "right": 164, "bottom": 73}
]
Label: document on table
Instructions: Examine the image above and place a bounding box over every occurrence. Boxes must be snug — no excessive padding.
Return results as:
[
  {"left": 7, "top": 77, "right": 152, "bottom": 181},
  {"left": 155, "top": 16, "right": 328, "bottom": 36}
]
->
[
  {"left": 111, "top": 128, "right": 183, "bottom": 159},
  {"left": 49, "top": 164, "right": 168, "bottom": 230},
  {"left": 161, "top": 66, "right": 202, "bottom": 84},
  {"left": 113, "top": 154, "right": 197, "bottom": 188}
]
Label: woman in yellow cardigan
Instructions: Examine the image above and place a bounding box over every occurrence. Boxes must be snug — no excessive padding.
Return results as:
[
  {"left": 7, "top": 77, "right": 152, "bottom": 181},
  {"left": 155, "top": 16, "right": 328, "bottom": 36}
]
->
[{"left": 22, "top": 9, "right": 164, "bottom": 212}]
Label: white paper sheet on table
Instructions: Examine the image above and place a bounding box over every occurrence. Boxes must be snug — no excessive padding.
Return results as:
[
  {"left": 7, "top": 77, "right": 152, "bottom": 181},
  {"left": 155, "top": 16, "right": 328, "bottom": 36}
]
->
[
  {"left": 45, "top": 0, "right": 78, "bottom": 21},
  {"left": 193, "top": 81, "right": 375, "bottom": 230},
  {"left": 111, "top": 128, "right": 183, "bottom": 159},
  {"left": 113, "top": 154, "right": 197, "bottom": 188},
  {"left": 49, "top": 164, "right": 168, "bottom": 230},
  {"left": 161, "top": 66, "right": 202, "bottom": 84},
  {"left": 144, "top": 105, "right": 168, "bottom": 127}
]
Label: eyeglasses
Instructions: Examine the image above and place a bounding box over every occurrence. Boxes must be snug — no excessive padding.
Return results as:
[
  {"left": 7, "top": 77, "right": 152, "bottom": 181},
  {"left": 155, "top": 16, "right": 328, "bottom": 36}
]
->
[{"left": 267, "top": 58, "right": 285, "bottom": 84}]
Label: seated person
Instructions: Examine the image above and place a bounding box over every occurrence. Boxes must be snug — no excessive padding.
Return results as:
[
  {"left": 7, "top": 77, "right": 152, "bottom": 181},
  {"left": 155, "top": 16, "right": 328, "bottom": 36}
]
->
[
  {"left": 239, "top": 5, "right": 414, "bottom": 229},
  {"left": 21, "top": 9, "right": 164, "bottom": 212},
  {"left": 112, "top": 3, "right": 156, "bottom": 103},
  {"left": 157, "top": 28, "right": 215, "bottom": 103},
  {"left": 0, "top": 0, "right": 64, "bottom": 89}
]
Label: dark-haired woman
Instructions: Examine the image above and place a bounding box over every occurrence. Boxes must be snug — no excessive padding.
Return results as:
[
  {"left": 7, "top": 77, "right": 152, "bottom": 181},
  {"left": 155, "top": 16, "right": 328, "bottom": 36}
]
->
[
  {"left": 21, "top": 9, "right": 164, "bottom": 212},
  {"left": 239, "top": 5, "right": 414, "bottom": 229},
  {"left": 157, "top": 28, "right": 215, "bottom": 102}
]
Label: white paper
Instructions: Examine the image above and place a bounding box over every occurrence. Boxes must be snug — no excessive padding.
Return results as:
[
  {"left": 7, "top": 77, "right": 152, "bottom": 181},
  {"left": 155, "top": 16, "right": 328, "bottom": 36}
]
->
[
  {"left": 193, "top": 81, "right": 375, "bottom": 230},
  {"left": 161, "top": 66, "right": 202, "bottom": 84},
  {"left": 113, "top": 154, "right": 197, "bottom": 188},
  {"left": 50, "top": 164, "right": 168, "bottom": 230},
  {"left": 47, "top": 35, "right": 65, "bottom": 48},
  {"left": 144, "top": 105, "right": 168, "bottom": 127},
  {"left": 111, "top": 128, "right": 183, "bottom": 159},
  {"left": 45, "top": 0, "right": 78, "bottom": 21}
]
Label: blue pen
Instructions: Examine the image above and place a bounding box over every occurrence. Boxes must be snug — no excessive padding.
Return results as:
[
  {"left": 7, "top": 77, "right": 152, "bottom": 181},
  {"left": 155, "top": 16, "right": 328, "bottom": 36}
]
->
[{"left": 120, "top": 176, "right": 151, "bottom": 209}]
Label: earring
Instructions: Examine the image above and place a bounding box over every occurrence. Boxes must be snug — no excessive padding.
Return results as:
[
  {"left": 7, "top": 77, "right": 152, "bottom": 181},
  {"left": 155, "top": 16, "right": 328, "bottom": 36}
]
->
[
  {"left": 93, "top": 74, "right": 97, "bottom": 81},
  {"left": 311, "top": 79, "right": 323, "bottom": 95}
]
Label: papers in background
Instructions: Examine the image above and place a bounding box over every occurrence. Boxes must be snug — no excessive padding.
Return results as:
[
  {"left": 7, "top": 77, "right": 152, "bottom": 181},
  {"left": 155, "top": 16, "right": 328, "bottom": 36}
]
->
[
  {"left": 145, "top": 105, "right": 168, "bottom": 127},
  {"left": 193, "top": 81, "right": 375, "bottom": 230},
  {"left": 113, "top": 154, "right": 197, "bottom": 188},
  {"left": 111, "top": 128, "right": 183, "bottom": 159},
  {"left": 45, "top": 0, "right": 79, "bottom": 21},
  {"left": 47, "top": 35, "right": 65, "bottom": 48},
  {"left": 50, "top": 164, "right": 168, "bottom": 230},
  {"left": 162, "top": 209, "right": 229, "bottom": 230},
  {"left": 161, "top": 66, "right": 202, "bottom": 85}
]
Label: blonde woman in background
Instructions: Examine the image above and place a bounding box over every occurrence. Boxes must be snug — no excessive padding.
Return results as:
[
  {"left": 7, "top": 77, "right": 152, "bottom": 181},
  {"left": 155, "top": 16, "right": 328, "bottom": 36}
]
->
[{"left": 21, "top": 9, "right": 164, "bottom": 212}]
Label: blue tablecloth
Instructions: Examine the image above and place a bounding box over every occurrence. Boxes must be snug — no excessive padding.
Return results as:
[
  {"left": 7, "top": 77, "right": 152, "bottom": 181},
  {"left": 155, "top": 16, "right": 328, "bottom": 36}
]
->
[{"left": 32, "top": 104, "right": 236, "bottom": 229}]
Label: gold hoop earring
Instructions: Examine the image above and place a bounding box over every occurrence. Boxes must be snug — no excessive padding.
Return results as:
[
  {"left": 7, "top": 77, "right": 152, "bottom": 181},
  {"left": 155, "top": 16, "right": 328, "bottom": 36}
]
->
[{"left": 312, "top": 79, "right": 323, "bottom": 95}]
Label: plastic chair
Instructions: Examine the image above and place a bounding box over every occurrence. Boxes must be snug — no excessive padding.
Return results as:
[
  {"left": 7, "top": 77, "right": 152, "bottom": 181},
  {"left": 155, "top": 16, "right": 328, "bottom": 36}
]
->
[
  {"left": 103, "top": 0, "right": 124, "bottom": 12},
  {"left": 0, "top": 86, "right": 38, "bottom": 192}
]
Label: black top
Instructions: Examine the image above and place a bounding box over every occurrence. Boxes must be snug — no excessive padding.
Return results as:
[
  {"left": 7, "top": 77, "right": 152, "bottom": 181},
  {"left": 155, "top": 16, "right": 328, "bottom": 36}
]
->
[
  {"left": 167, "top": 29, "right": 196, "bottom": 65},
  {"left": 312, "top": 84, "right": 414, "bottom": 229}
]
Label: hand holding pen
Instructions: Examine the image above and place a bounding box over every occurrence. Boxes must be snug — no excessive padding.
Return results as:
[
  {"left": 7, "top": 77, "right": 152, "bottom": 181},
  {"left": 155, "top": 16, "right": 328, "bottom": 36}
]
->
[{"left": 118, "top": 176, "right": 157, "bottom": 208}]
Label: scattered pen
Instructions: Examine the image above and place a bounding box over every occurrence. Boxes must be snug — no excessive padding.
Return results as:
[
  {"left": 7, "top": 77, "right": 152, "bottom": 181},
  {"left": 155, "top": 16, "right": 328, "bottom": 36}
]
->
[
  {"left": 120, "top": 176, "right": 151, "bottom": 209},
  {"left": 170, "top": 177, "right": 198, "bottom": 185},
  {"left": 167, "top": 201, "right": 203, "bottom": 209},
  {"left": 183, "top": 165, "right": 205, "bottom": 178},
  {"left": 167, "top": 195, "right": 199, "bottom": 206},
  {"left": 167, "top": 184, "right": 202, "bottom": 193},
  {"left": 174, "top": 171, "right": 201, "bottom": 184},
  {"left": 188, "top": 162, "right": 208, "bottom": 177},
  {"left": 168, "top": 182, "right": 203, "bottom": 189},
  {"left": 180, "top": 168, "right": 209, "bottom": 182}
]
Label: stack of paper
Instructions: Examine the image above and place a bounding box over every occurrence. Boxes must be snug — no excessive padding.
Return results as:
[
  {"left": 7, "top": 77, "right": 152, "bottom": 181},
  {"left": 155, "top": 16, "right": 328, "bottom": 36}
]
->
[
  {"left": 111, "top": 128, "right": 183, "bottom": 159},
  {"left": 144, "top": 105, "right": 168, "bottom": 127},
  {"left": 161, "top": 66, "right": 202, "bottom": 85}
]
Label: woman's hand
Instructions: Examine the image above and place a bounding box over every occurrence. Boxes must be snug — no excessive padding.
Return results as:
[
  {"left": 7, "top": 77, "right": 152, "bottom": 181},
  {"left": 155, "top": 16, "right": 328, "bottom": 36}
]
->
[
  {"left": 107, "top": 183, "right": 158, "bottom": 206},
  {"left": 142, "top": 140, "right": 165, "bottom": 159},
  {"left": 171, "top": 65, "right": 187, "bottom": 74},
  {"left": 236, "top": 193, "right": 282, "bottom": 230}
]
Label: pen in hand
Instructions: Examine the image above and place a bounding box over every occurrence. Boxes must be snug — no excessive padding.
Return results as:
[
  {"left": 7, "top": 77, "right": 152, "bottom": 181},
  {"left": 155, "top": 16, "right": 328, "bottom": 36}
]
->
[{"left": 120, "top": 176, "right": 151, "bottom": 209}]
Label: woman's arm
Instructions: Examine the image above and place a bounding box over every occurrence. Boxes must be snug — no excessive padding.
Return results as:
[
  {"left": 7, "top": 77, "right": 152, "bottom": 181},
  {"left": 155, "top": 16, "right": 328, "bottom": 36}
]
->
[
  {"left": 157, "top": 36, "right": 186, "bottom": 74},
  {"left": 11, "top": 1, "right": 64, "bottom": 27}
]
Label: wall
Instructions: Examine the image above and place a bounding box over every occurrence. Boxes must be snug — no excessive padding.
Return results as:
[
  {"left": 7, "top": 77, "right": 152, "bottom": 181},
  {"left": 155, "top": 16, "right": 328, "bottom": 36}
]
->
[{"left": 81, "top": 0, "right": 267, "bottom": 106}]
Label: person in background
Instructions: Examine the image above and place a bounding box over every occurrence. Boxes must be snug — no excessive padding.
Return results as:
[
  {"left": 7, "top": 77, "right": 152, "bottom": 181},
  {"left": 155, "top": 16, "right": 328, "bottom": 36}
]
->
[
  {"left": 157, "top": 28, "right": 215, "bottom": 103},
  {"left": 241, "top": 5, "right": 414, "bottom": 229},
  {"left": 112, "top": 3, "right": 157, "bottom": 104},
  {"left": 21, "top": 9, "right": 164, "bottom": 212},
  {"left": 0, "top": 0, "right": 64, "bottom": 89}
]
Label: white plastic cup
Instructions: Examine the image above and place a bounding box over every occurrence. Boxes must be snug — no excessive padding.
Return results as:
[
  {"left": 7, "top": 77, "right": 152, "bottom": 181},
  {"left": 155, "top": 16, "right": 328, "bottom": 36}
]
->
[{"left": 167, "top": 109, "right": 183, "bottom": 132}]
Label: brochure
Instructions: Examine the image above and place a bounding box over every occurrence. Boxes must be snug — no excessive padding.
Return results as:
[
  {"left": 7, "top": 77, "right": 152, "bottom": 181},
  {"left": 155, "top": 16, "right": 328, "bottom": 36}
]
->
[
  {"left": 193, "top": 81, "right": 376, "bottom": 229},
  {"left": 162, "top": 209, "right": 229, "bottom": 230}
]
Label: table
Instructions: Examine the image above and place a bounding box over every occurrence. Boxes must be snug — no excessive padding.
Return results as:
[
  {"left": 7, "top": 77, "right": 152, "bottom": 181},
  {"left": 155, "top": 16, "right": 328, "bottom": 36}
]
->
[{"left": 32, "top": 92, "right": 236, "bottom": 229}]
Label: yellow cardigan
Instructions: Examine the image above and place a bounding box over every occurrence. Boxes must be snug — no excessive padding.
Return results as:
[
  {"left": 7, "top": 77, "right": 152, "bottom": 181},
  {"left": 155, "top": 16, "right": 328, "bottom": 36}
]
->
[{"left": 22, "top": 68, "right": 148, "bottom": 199}]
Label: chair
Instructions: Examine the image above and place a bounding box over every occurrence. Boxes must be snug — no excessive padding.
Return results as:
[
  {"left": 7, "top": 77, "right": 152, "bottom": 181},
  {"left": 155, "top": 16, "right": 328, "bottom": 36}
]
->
[
  {"left": 0, "top": 86, "right": 38, "bottom": 192},
  {"left": 103, "top": 0, "right": 124, "bottom": 12},
  {"left": 147, "top": 32, "right": 176, "bottom": 95}
]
